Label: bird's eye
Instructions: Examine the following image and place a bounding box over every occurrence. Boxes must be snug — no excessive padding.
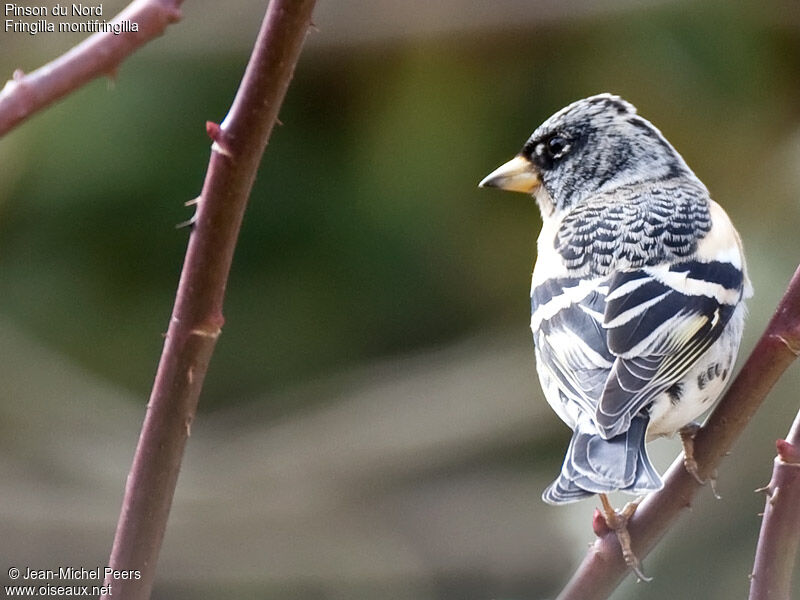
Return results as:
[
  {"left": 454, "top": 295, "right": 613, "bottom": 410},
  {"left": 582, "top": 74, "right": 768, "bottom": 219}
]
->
[{"left": 546, "top": 135, "right": 569, "bottom": 158}]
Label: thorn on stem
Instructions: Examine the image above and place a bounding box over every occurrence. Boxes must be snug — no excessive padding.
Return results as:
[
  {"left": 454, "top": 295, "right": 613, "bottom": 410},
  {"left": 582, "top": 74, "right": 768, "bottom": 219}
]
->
[
  {"left": 592, "top": 508, "right": 611, "bottom": 537},
  {"left": 206, "top": 120, "right": 222, "bottom": 140},
  {"left": 12, "top": 68, "right": 25, "bottom": 81},
  {"left": 166, "top": 6, "right": 182, "bottom": 22},
  {"left": 206, "top": 121, "right": 233, "bottom": 157},
  {"left": 175, "top": 214, "right": 197, "bottom": 230},
  {"left": 776, "top": 439, "right": 800, "bottom": 463},
  {"left": 177, "top": 193, "right": 201, "bottom": 232}
]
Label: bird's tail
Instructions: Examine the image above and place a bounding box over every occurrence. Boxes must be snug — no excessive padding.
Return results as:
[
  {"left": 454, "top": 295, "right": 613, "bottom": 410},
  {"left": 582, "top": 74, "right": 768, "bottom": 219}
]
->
[{"left": 542, "top": 414, "right": 663, "bottom": 505}]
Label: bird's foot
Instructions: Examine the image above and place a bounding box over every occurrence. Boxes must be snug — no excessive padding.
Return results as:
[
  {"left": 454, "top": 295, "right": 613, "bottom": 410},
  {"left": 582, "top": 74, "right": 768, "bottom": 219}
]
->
[
  {"left": 679, "top": 424, "right": 720, "bottom": 499},
  {"left": 599, "top": 493, "right": 651, "bottom": 582}
]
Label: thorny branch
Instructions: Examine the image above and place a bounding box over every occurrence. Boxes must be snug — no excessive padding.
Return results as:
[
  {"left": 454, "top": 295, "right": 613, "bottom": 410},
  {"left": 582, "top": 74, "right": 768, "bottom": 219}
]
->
[
  {"left": 748, "top": 409, "right": 800, "bottom": 600},
  {"left": 100, "top": 1, "right": 317, "bottom": 598}
]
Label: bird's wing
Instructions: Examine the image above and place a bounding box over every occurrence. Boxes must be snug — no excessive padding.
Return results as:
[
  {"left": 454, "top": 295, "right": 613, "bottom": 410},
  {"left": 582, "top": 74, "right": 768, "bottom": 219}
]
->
[
  {"left": 594, "top": 260, "right": 744, "bottom": 438},
  {"left": 531, "top": 276, "right": 615, "bottom": 423}
]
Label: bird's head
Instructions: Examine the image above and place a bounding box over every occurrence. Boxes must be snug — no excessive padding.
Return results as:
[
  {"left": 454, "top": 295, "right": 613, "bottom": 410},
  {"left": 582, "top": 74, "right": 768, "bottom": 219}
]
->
[{"left": 479, "top": 93, "right": 695, "bottom": 217}]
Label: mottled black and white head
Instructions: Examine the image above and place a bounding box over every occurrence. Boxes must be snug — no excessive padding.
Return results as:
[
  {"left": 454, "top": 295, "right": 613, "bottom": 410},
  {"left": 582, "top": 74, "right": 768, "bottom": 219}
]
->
[{"left": 479, "top": 94, "right": 699, "bottom": 216}]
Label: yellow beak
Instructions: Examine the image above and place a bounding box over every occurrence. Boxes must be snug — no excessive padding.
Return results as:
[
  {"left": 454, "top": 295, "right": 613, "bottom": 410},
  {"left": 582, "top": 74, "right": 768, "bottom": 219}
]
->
[{"left": 478, "top": 155, "right": 541, "bottom": 194}]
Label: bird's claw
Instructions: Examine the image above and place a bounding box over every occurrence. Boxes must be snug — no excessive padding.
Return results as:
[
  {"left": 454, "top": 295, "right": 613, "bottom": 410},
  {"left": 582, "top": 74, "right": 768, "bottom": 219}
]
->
[
  {"left": 679, "top": 424, "right": 721, "bottom": 499},
  {"left": 599, "top": 494, "right": 652, "bottom": 583}
]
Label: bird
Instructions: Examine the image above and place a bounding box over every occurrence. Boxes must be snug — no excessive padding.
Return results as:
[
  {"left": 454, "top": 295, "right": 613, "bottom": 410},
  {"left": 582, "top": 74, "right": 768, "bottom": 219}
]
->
[{"left": 479, "top": 93, "right": 751, "bottom": 578}]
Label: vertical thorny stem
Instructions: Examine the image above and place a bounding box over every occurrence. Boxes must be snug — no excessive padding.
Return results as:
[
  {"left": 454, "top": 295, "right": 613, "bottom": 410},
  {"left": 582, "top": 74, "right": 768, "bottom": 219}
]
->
[
  {"left": 748, "top": 410, "right": 800, "bottom": 600},
  {"left": 102, "top": 1, "right": 317, "bottom": 598}
]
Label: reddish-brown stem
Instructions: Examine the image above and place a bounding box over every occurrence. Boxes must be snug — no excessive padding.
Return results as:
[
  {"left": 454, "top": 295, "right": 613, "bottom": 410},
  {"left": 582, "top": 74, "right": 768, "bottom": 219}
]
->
[
  {"left": 556, "top": 264, "right": 800, "bottom": 600},
  {"left": 0, "top": 0, "right": 184, "bottom": 138},
  {"left": 101, "top": 1, "right": 317, "bottom": 598},
  {"left": 748, "top": 410, "right": 800, "bottom": 600}
]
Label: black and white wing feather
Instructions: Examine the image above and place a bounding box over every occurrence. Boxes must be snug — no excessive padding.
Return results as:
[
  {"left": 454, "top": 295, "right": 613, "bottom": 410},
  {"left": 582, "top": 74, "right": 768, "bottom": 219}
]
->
[
  {"left": 531, "top": 276, "right": 614, "bottom": 426},
  {"left": 596, "top": 260, "right": 745, "bottom": 437}
]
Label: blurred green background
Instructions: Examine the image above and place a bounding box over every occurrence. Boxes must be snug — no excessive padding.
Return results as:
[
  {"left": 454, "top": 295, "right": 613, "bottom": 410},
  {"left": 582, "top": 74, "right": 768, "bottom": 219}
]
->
[{"left": 1, "top": 0, "right": 799, "bottom": 598}]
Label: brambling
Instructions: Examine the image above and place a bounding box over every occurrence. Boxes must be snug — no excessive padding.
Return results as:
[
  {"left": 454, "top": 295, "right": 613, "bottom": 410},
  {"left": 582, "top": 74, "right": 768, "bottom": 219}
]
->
[{"left": 479, "top": 94, "right": 751, "bottom": 578}]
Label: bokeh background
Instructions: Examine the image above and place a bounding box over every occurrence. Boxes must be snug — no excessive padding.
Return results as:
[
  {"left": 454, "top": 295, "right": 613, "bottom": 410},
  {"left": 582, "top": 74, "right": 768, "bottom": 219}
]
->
[{"left": 2, "top": 0, "right": 800, "bottom": 598}]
